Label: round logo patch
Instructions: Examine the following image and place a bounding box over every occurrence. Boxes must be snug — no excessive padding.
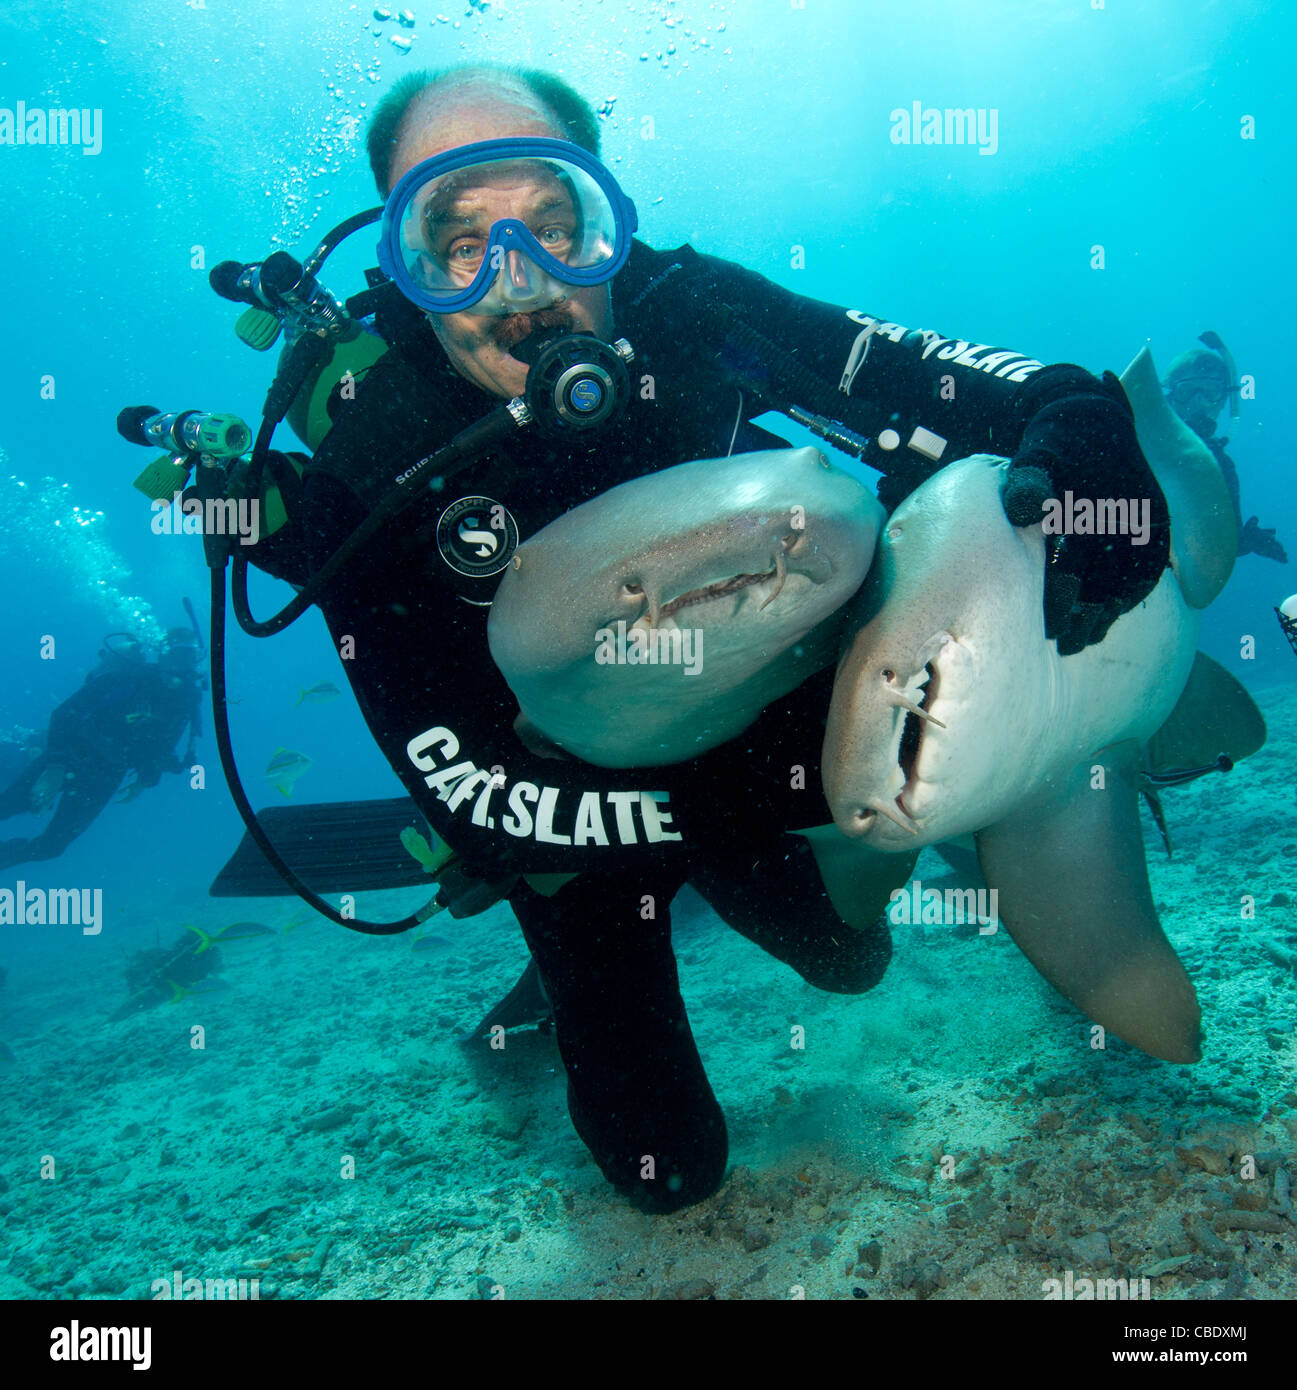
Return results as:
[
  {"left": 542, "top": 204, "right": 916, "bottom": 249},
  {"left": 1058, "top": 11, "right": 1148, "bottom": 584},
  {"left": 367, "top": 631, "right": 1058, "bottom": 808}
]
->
[
  {"left": 568, "top": 376, "right": 604, "bottom": 414},
  {"left": 435, "top": 496, "right": 519, "bottom": 578}
]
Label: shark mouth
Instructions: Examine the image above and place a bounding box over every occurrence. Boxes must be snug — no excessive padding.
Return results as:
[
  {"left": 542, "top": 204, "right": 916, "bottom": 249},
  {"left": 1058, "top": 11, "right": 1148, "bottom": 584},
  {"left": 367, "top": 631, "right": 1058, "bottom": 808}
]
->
[
  {"left": 896, "top": 662, "right": 939, "bottom": 813},
  {"left": 856, "top": 658, "right": 945, "bottom": 836},
  {"left": 634, "top": 546, "right": 792, "bottom": 626}
]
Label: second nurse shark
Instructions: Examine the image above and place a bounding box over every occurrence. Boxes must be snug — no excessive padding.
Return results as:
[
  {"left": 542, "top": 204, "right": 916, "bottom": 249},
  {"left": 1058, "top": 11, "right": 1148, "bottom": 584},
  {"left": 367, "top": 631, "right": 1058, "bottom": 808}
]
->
[{"left": 487, "top": 349, "right": 1266, "bottom": 1064}]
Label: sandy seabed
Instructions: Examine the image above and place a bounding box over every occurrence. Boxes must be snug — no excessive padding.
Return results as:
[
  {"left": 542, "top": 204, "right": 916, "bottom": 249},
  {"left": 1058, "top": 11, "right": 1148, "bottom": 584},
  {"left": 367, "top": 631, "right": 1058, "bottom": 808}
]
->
[{"left": 0, "top": 681, "right": 1293, "bottom": 1302}]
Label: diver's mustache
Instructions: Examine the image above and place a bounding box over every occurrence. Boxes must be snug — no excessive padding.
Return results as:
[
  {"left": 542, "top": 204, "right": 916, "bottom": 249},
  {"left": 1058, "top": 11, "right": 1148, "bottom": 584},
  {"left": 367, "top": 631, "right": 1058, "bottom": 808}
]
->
[{"left": 492, "top": 306, "right": 574, "bottom": 349}]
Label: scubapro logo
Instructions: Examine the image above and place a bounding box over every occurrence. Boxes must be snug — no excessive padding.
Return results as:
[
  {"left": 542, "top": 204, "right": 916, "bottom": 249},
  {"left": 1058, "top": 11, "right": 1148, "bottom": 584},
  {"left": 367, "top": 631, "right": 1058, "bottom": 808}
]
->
[
  {"left": 435, "top": 496, "right": 518, "bottom": 578},
  {"left": 569, "top": 377, "right": 603, "bottom": 413}
]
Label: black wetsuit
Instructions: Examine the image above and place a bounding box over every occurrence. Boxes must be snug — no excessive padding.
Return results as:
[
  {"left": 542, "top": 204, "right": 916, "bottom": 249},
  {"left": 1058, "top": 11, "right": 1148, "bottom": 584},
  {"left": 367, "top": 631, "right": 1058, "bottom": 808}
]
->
[
  {"left": 0, "top": 662, "right": 200, "bottom": 870},
  {"left": 278, "top": 240, "right": 1161, "bottom": 1210},
  {"left": 1201, "top": 434, "right": 1287, "bottom": 562}
]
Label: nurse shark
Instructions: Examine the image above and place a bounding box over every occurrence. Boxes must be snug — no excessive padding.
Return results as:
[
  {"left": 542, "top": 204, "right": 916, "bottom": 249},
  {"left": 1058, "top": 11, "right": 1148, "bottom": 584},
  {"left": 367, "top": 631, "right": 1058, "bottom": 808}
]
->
[
  {"left": 822, "top": 348, "right": 1265, "bottom": 1063},
  {"left": 488, "top": 445, "right": 885, "bottom": 767},
  {"left": 487, "top": 353, "right": 1264, "bottom": 1062}
]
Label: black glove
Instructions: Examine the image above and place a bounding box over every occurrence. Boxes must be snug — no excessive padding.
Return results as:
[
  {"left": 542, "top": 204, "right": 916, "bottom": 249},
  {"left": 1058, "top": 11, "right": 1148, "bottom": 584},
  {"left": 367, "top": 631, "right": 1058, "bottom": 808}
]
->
[
  {"left": 1001, "top": 373, "right": 1171, "bottom": 656},
  {"left": 1239, "top": 516, "right": 1287, "bottom": 563}
]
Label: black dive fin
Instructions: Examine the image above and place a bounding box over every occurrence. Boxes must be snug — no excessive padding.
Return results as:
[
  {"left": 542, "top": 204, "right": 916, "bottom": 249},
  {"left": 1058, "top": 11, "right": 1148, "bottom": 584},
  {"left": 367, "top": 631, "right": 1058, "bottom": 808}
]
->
[
  {"left": 210, "top": 797, "right": 433, "bottom": 897},
  {"left": 459, "top": 958, "right": 552, "bottom": 1043}
]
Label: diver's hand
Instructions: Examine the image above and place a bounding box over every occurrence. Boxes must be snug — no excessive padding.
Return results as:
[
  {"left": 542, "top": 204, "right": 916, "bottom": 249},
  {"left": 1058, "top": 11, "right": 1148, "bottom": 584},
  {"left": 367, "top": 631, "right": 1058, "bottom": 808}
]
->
[
  {"left": 433, "top": 861, "right": 520, "bottom": 918},
  {"left": 1239, "top": 516, "right": 1287, "bottom": 563},
  {"left": 1001, "top": 374, "right": 1171, "bottom": 656}
]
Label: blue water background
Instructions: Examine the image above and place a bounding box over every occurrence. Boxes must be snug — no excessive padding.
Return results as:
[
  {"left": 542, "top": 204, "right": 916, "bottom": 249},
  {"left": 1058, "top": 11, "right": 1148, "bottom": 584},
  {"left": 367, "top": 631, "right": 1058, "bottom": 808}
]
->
[{"left": 0, "top": 0, "right": 1291, "bottom": 978}]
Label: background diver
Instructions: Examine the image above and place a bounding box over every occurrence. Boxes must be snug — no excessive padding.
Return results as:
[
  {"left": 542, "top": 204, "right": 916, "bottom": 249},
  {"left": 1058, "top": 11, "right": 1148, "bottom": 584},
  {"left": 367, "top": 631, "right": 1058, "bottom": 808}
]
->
[
  {"left": 214, "top": 63, "right": 1178, "bottom": 1213},
  {"left": 0, "top": 626, "right": 204, "bottom": 871},
  {"left": 1162, "top": 334, "right": 1286, "bottom": 563}
]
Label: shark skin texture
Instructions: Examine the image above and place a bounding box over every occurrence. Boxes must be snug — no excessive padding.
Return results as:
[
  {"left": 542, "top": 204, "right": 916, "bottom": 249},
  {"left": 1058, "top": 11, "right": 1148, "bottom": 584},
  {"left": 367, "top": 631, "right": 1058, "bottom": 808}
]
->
[{"left": 488, "top": 446, "right": 884, "bottom": 768}]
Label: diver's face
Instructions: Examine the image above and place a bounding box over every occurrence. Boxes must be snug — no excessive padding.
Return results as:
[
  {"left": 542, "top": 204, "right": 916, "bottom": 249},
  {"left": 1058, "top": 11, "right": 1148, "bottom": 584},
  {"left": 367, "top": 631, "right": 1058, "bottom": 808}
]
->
[
  {"left": 1169, "top": 379, "right": 1227, "bottom": 437},
  {"left": 160, "top": 649, "right": 196, "bottom": 675},
  {"left": 389, "top": 88, "right": 613, "bottom": 400}
]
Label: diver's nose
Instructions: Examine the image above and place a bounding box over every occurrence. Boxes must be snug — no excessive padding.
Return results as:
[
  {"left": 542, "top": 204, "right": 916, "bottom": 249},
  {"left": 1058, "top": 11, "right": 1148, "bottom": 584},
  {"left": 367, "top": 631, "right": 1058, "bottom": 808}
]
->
[{"left": 496, "top": 249, "right": 560, "bottom": 310}]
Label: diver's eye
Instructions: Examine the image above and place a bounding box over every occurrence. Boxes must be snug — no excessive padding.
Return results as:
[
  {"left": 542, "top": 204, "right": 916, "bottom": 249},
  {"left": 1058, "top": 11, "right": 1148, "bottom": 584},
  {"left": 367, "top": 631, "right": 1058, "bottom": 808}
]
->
[
  {"left": 536, "top": 226, "right": 575, "bottom": 259},
  {"left": 445, "top": 239, "right": 486, "bottom": 268}
]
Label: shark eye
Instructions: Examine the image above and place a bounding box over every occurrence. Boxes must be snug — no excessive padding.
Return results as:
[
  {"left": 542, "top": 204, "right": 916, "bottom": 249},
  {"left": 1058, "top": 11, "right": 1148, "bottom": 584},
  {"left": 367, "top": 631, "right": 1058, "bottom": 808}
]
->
[
  {"left": 780, "top": 530, "right": 801, "bottom": 553},
  {"left": 622, "top": 582, "right": 644, "bottom": 597},
  {"left": 882, "top": 668, "right": 895, "bottom": 682}
]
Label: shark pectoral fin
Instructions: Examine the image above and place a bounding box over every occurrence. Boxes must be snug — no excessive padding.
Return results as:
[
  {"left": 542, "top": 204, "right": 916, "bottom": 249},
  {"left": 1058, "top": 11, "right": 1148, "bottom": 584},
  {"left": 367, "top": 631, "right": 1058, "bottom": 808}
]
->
[
  {"left": 796, "top": 825, "right": 918, "bottom": 931},
  {"left": 1119, "top": 346, "right": 1236, "bottom": 608},
  {"left": 974, "top": 745, "right": 1201, "bottom": 1063},
  {"left": 1145, "top": 651, "right": 1267, "bottom": 774}
]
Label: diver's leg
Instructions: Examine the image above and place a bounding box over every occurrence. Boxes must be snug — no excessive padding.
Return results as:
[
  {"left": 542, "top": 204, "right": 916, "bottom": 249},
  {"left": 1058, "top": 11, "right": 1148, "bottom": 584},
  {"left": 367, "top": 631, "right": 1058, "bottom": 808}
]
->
[
  {"left": 689, "top": 835, "right": 893, "bottom": 994},
  {"left": 509, "top": 870, "right": 727, "bottom": 1214},
  {"left": 18, "top": 762, "right": 122, "bottom": 863},
  {"left": 0, "top": 758, "right": 45, "bottom": 822}
]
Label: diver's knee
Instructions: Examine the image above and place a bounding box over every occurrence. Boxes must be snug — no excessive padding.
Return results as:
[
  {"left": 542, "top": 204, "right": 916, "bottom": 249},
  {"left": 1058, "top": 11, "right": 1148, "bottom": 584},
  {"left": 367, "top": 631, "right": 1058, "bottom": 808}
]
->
[
  {"left": 623, "top": 1132, "right": 729, "bottom": 1215},
  {"left": 569, "top": 1084, "right": 729, "bottom": 1214},
  {"left": 796, "top": 915, "right": 893, "bottom": 994}
]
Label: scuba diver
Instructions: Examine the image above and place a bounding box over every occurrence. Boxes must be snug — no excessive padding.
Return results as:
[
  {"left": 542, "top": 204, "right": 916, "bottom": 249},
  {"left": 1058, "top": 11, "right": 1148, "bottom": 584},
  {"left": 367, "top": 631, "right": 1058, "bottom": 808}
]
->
[
  {"left": 0, "top": 627, "right": 204, "bottom": 871},
  {"left": 1163, "top": 335, "right": 1286, "bottom": 563},
  {"left": 190, "top": 64, "right": 1177, "bottom": 1214}
]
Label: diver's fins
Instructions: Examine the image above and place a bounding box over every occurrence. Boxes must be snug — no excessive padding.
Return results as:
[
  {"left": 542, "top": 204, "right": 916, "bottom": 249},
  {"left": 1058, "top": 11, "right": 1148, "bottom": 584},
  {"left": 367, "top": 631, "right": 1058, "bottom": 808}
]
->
[
  {"left": 458, "top": 958, "right": 552, "bottom": 1044},
  {"left": 210, "top": 797, "right": 435, "bottom": 897}
]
